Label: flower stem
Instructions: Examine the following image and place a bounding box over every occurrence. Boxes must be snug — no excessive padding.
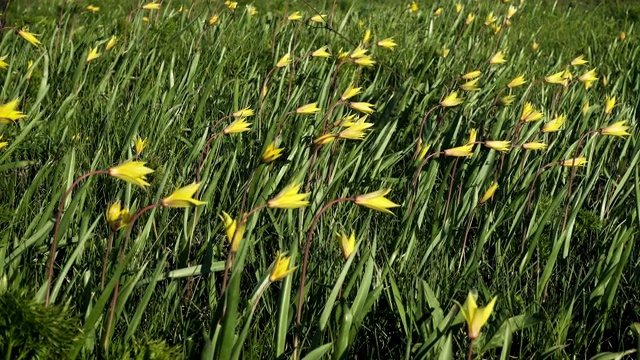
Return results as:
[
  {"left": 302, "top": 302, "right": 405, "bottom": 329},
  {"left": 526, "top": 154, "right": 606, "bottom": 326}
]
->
[
  {"left": 467, "top": 340, "right": 474, "bottom": 360},
  {"left": 408, "top": 151, "right": 444, "bottom": 213},
  {"left": 101, "top": 232, "right": 114, "bottom": 291},
  {"left": 458, "top": 206, "right": 477, "bottom": 271},
  {"left": 562, "top": 130, "right": 598, "bottom": 230},
  {"left": 522, "top": 162, "right": 556, "bottom": 250},
  {"left": 46, "top": 169, "right": 108, "bottom": 306},
  {"left": 197, "top": 129, "right": 226, "bottom": 183},
  {"left": 415, "top": 105, "right": 441, "bottom": 158}
]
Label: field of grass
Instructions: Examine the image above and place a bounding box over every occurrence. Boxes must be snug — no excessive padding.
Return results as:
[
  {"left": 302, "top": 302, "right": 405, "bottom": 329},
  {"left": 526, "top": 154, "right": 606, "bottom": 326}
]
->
[{"left": 1, "top": 0, "right": 639, "bottom": 359}]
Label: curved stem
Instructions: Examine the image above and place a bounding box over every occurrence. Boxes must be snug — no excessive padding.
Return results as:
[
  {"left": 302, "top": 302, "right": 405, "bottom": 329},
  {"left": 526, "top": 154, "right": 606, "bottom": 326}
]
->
[
  {"left": 46, "top": 169, "right": 108, "bottom": 306},
  {"left": 274, "top": 111, "right": 294, "bottom": 138},
  {"left": 104, "top": 202, "right": 162, "bottom": 348},
  {"left": 415, "top": 105, "right": 442, "bottom": 158},
  {"left": 101, "top": 232, "right": 114, "bottom": 291},
  {"left": 467, "top": 340, "right": 474, "bottom": 360},
  {"left": 322, "top": 100, "right": 344, "bottom": 133},
  {"left": 444, "top": 158, "right": 460, "bottom": 218},
  {"left": 197, "top": 129, "right": 225, "bottom": 182},
  {"left": 259, "top": 66, "right": 278, "bottom": 114},
  {"left": 562, "top": 130, "right": 598, "bottom": 230},
  {"left": 293, "top": 197, "right": 354, "bottom": 357},
  {"left": 408, "top": 151, "right": 444, "bottom": 213},
  {"left": 458, "top": 207, "right": 477, "bottom": 271}
]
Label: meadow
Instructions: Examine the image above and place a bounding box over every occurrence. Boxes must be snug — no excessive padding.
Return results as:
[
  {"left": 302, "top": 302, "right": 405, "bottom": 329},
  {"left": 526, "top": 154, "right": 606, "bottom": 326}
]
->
[{"left": 1, "top": 0, "right": 639, "bottom": 359}]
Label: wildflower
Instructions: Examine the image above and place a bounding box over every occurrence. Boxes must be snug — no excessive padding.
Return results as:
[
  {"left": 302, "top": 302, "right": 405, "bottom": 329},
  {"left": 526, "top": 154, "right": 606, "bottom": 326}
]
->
[
  {"left": 106, "top": 202, "right": 131, "bottom": 231},
  {"left": 507, "top": 75, "right": 526, "bottom": 88},
  {"left": 0, "top": 99, "right": 27, "bottom": 124},
  {"left": 522, "top": 142, "right": 548, "bottom": 150},
  {"left": 247, "top": 5, "right": 258, "bottom": 16},
  {"left": 571, "top": 55, "right": 588, "bottom": 66},
  {"left": 355, "top": 189, "right": 400, "bottom": 215},
  {"left": 26, "top": 60, "right": 34, "bottom": 80},
  {"left": 479, "top": 183, "right": 498, "bottom": 204},
  {"left": 506, "top": 5, "right": 517, "bottom": 19},
  {"left": 409, "top": 2, "right": 419, "bottom": 12},
  {"left": 341, "top": 84, "right": 362, "bottom": 101},
  {"left": 108, "top": 161, "right": 154, "bottom": 187},
  {"left": 467, "top": 129, "right": 477, "bottom": 144},
  {"left": 261, "top": 85, "right": 268, "bottom": 100},
  {"left": 208, "top": 13, "right": 220, "bottom": 25},
  {"left": 161, "top": 183, "right": 206, "bottom": 208},
  {"left": 604, "top": 96, "right": 615, "bottom": 115},
  {"left": 456, "top": 4, "right": 463, "bottom": 13},
  {"left": 314, "top": 133, "right": 337, "bottom": 146},
  {"left": 465, "top": 13, "right": 475, "bottom": 25},
  {"left": 350, "top": 46, "right": 368, "bottom": 59},
  {"left": 578, "top": 68, "right": 598, "bottom": 84},
  {"left": 460, "top": 79, "right": 480, "bottom": 91},
  {"left": 542, "top": 115, "right": 566, "bottom": 132},
  {"left": 433, "top": 8, "right": 443, "bottom": 17},
  {"left": 336, "top": 114, "right": 359, "bottom": 127},
  {"left": 444, "top": 144, "right": 474, "bottom": 157},
  {"left": 377, "top": 37, "right": 397, "bottom": 50},
  {"left": 219, "top": 211, "right": 244, "bottom": 252},
  {"left": 310, "top": 14, "right": 327, "bottom": 23},
  {"left": 142, "top": 2, "right": 160, "bottom": 10},
  {"left": 336, "top": 49, "right": 350, "bottom": 60},
  {"left": 459, "top": 292, "right": 497, "bottom": 340},
  {"left": 602, "top": 75, "right": 608, "bottom": 87},
  {"left": 261, "top": 142, "right": 284, "bottom": 163},
  {"left": 142, "top": 17, "right": 149, "bottom": 22},
  {"left": 312, "top": 46, "right": 331, "bottom": 58},
  {"left": 223, "top": 118, "right": 251, "bottom": 134},
  {"left": 581, "top": 101, "right": 590, "bottom": 116},
  {"left": 441, "top": 92, "right": 464, "bottom": 107},
  {"left": 349, "top": 102, "right": 375, "bottom": 114},
  {"left": 417, "top": 142, "right": 430, "bottom": 161},
  {"left": 0, "top": 136, "right": 7, "bottom": 150},
  {"left": 338, "top": 232, "right": 356, "bottom": 259},
  {"left": 619, "top": 31, "right": 626, "bottom": 41},
  {"left": 267, "top": 183, "right": 310, "bottom": 209},
  {"left": 133, "top": 136, "right": 147, "bottom": 156},
  {"left": 276, "top": 53, "right": 292, "bottom": 68},
  {"left": 224, "top": 1, "right": 238, "bottom": 10},
  {"left": 86, "top": 5, "right": 100, "bottom": 12},
  {"left": 287, "top": 12, "right": 303, "bottom": 21},
  {"left": 600, "top": 121, "right": 630, "bottom": 137},
  {"left": 520, "top": 103, "right": 543, "bottom": 122},
  {"left": 461, "top": 70, "right": 481, "bottom": 80},
  {"left": 560, "top": 157, "right": 587, "bottom": 167},
  {"left": 233, "top": 108, "right": 254, "bottom": 118},
  {"left": 531, "top": 41, "right": 539, "bottom": 52},
  {"left": 544, "top": 71, "right": 567, "bottom": 85},
  {"left": 491, "top": 24, "right": 501, "bottom": 35},
  {"left": 354, "top": 56, "right": 376, "bottom": 67},
  {"left": 86, "top": 47, "right": 101, "bottom": 62},
  {"left": 0, "top": 55, "right": 7, "bottom": 69},
  {"left": 296, "top": 102, "right": 321, "bottom": 115},
  {"left": 499, "top": 95, "right": 514, "bottom": 106},
  {"left": 270, "top": 251, "right": 296, "bottom": 282},
  {"left": 18, "top": 30, "right": 41, "bottom": 46},
  {"left": 489, "top": 51, "right": 506, "bottom": 64},
  {"left": 441, "top": 47, "right": 450, "bottom": 58},
  {"left": 484, "top": 140, "right": 511, "bottom": 152},
  {"left": 106, "top": 35, "right": 117, "bottom": 51},
  {"left": 362, "top": 29, "right": 372, "bottom": 44},
  {"left": 339, "top": 115, "right": 374, "bottom": 140},
  {"left": 484, "top": 12, "right": 497, "bottom": 26}
]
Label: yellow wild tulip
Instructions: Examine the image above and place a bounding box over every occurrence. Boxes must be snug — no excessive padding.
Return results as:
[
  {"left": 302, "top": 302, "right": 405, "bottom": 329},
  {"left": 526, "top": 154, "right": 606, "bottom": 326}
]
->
[
  {"left": 484, "top": 12, "right": 497, "bottom": 25},
  {"left": 0, "top": 136, "right": 8, "bottom": 150},
  {"left": 354, "top": 188, "right": 400, "bottom": 215},
  {"left": 354, "top": 56, "right": 376, "bottom": 67},
  {"left": 571, "top": 55, "right": 588, "bottom": 66},
  {"left": 522, "top": 142, "right": 548, "bottom": 150},
  {"left": 0, "top": 99, "right": 27, "bottom": 124},
  {"left": 337, "top": 232, "right": 356, "bottom": 259},
  {"left": 604, "top": 96, "right": 615, "bottom": 115},
  {"left": 484, "top": 140, "right": 511, "bottom": 152},
  {"left": 161, "top": 183, "right": 206, "bottom": 208},
  {"left": 108, "top": 161, "right": 154, "bottom": 187},
  {"left": 133, "top": 136, "right": 147, "bottom": 156},
  {"left": 600, "top": 121, "right": 630, "bottom": 137},
  {"left": 208, "top": 13, "right": 220, "bottom": 26},
  {"left": 223, "top": 118, "right": 251, "bottom": 134},
  {"left": 276, "top": 53, "right": 292, "bottom": 68},
  {"left": 341, "top": 84, "right": 362, "bottom": 101},
  {"left": 287, "top": 11, "right": 303, "bottom": 21},
  {"left": 520, "top": 103, "right": 544, "bottom": 122},
  {"left": 86, "top": 47, "right": 101, "bottom": 62},
  {"left": 560, "top": 157, "right": 587, "bottom": 167},
  {"left": 106, "top": 202, "right": 131, "bottom": 231},
  {"left": 106, "top": 35, "right": 117, "bottom": 51},
  {"left": 219, "top": 211, "right": 245, "bottom": 253},
  {"left": 460, "top": 79, "right": 480, "bottom": 92},
  {"left": 409, "top": 2, "right": 419, "bottom": 13},
  {"left": 542, "top": 115, "right": 566, "bottom": 133},
  {"left": 261, "top": 142, "right": 284, "bottom": 163},
  {"left": 309, "top": 14, "right": 327, "bottom": 23},
  {"left": 0, "top": 55, "right": 8, "bottom": 69},
  {"left": 507, "top": 75, "right": 526, "bottom": 88},
  {"left": 544, "top": 71, "right": 567, "bottom": 85},
  {"left": 444, "top": 144, "right": 474, "bottom": 157},
  {"left": 86, "top": 5, "right": 100, "bottom": 12},
  {"left": 338, "top": 116, "right": 374, "bottom": 140},
  {"left": 314, "top": 133, "right": 337, "bottom": 146},
  {"left": 489, "top": 51, "right": 506, "bottom": 64},
  {"left": 142, "top": 2, "right": 160, "bottom": 10},
  {"left": 349, "top": 102, "right": 375, "bottom": 114},
  {"left": 441, "top": 92, "right": 464, "bottom": 107},
  {"left": 461, "top": 70, "right": 481, "bottom": 80},
  {"left": 312, "top": 46, "right": 331, "bottom": 58},
  {"left": 479, "top": 183, "right": 498, "bottom": 204},
  {"left": 459, "top": 292, "right": 497, "bottom": 340},
  {"left": 267, "top": 183, "right": 310, "bottom": 209},
  {"left": 269, "top": 251, "right": 296, "bottom": 282},
  {"left": 465, "top": 13, "right": 475, "bottom": 25},
  {"left": 18, "top": 30, "right": 41, "bottom": 46},
  {"left": 296, "top": 102, "right": 321, "bottom": 115},
  {"left": 376, "top": 37, "right": 397, "bottom": 50},
  {"left": 362, "top": 29, "right": 372, "bottom": 44},
  {"left": 233, "top": 108, "right": 254, "bottom": 118}
]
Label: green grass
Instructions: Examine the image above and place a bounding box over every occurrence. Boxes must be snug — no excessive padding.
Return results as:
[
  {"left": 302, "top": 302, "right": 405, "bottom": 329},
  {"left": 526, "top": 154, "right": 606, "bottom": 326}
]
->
[{"left": 0, "top": 0, "right": 639, "bottom": 359}]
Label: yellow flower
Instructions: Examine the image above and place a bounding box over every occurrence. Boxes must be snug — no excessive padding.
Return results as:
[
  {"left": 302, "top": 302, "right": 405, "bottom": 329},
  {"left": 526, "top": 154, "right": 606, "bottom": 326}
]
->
[
  {"left": 314, "top": 133, "right": 337, "bottom": 146},
  {"left": 287, "top": 11, "right": 303, "bottom": 21},
  {"left": 571, "top": 55, "right": 588, "bottom": 66},
  {"left": 0, "top": 136, "right": 8, "bottom": 150},
  {"left": 409, "top": 2, "right": 419, "bottom": 12},
  {"left": 460, "top": 79, "right": 480, "bottom": 91},
  {"left": 223, "top": 118, "right": 252, "bottom": 134},
  {"left": 341, "top": 84, "right": 362, "bottom": 101},
  {"left": 0, "top": 99, "right": 27, "bottom": 124},
  {"left": 268, "top": 183, "right": 310, "bottom": 209},
  {"left": 219, "top": 211, "right": 244, "bottom": 253},
  {"left": 467, "top": 129, "right": 477, "bottom": 144},
  {"left": 142, "top": 17, "right": 149, "bottom": 22},
  {"left": 417, "top": 142, "right": 430, "bottom": 161},
  {"left": 433, "top": 7, "right": 443, "bottom": 17},
  {"left": 106, "top": 35, "right": 117, "bottom": 51},
  {"left": 337, "top": 232, "right": 356, "bottom": 259},
  {"left": 465, "top": 13, "right": 475, "bottom": 25},
  {"left": 531, "top": 41, "right": 539, "bottom": 53},
  {"left": 604, "top": 96, "right": 616, "bottom": 115},
  {"left": 461, "top": 70, "right": 481, "bottom": 80},
  {"left": 377, "top": 37, "right": 397, "bottom": 50},
  {"left": 142, "top": 2, "right": 160, "bottom": 10},
  {"left": 312, "top": 46, "right": 331, "bottom": 58},
  {"left": 349, "top": 46, "right": 368, "bottom": 59},
  {"left": 335, "top": 114, "right": 358, "bottom": 127},
  {"left": 506, "top": 5, "right": 517, "bottom": 19},
  {"left": 233, "top": 108, "right": 254, "bottom": 118},
  {"left": 225, "top": 1, "right": 238, "bottom": 10},
  {"left": 354, "top": 56, "right": 376, "bottom": 67},
  {"left": 489, "top": 51, "right": 506, "bottom": 64},
  {"left": 261, "top": 142, "right": 284, "bottom": 163},
  {"left": 600, "top": 120, "right": 630, "bottom": 137},
  {"left": 560, "top": 157, "right": 587, "bottom": 167},
  {"left": 578, "top": 68, "right": 598, "bottom": 83},
  {"left": 354, "top": 188, "right": 400, "bottom": 215},
  {"left": 26, "top": 60, "right": 34, "bottom": 80},
  {"left": 161, "top": 183, "right": 207, "bottom": 208},
  {"left": 0, "top": 55, "right": 8, "bottom": 69},
  {"left": 544, "top": 71, "right": 566, "bottom": 85},
  {"left": 444, "top": 144, "right": 474, "bottom": 157},
  {"left": 507, "top": 75, "right": 526, "bottom": 88},
  {"left": 479, "top": 183, "right": 498, "bottom": 204},
  {"left": 456, "top": 4, "right": 463, "bottom": 13},
  {"left": 362, "top": 29, "right": 372, "bottom": 44},
  {"left": 522, "top": 142, "right": 548, "bottom": 150},
  {"left": 499, "top": 95, "right": 514, "bottom": 106},
  {"left": 133, "top": 136, "right": 147, "bottom": 156},
  {"left": 86, "top": 47, "right": 101, "bottom": 62},
  {"left": 276, "top": 53, "right": 292, "bottom": 68},
  {"left": 459, "top": 292, "right": 497, "bottom": 340},
  {"left": 339, "top": 115, "right": 374, "bottom": 140},
  {"left": 484, "top": 140, "right": 511, "bottom": 152},
  {"left": 296, "top": 102, "right": 321, "bottom": 115},
  {"left": 520, "top": 102, "right": 543, "bottom": 122},
  {"left": 542, "top": 115, "right": 566, "bottom": 133},
  {"left": 86, "top": 5, "right": 100, "bottom": 12},
  {"left": 441, "top": 47, "right": 450, "bottom": 58},
  {"left": 108, "top": 161, "right": 154, "bottom": 187},
  {"left": 18, "top": 30, "right": 41, "bottom": 46},
  {"left": 208, "top": 13, "right": 220, "bottom": 26},
  {"left": 619, "top": 31, "right": 626, "bottom": 41},
  {"left": 602, "top": 75, "right": 608, "bottom": 87},
  {"left": 310, "top": 14, "right": 327, "bottom": 23},
  {"left": 349, "top": 102, "right": 375, "bottom": 114},
  {"left": 484, "top": 12, "right": 497, "bottom": 25},
  {"left": 491, "top": 24, "right": 501, "bottom": 35},
  {"left": 261, "top": 85, "right": 268, "bottom": 100},
  {"left": 247, "top": 5, "right": 258, "bottom": 16},
  {"left": 441, "top": 92, "right": 464, "bottom": 107},
  {"left": 106, "top": 202, "right": 131, "bottom": 231},
  {"left": 269, "top": 251, "right": 296, "bottom": 282},
  {"left": 581, "top": 101, "right": 590, "bottom": 116}
]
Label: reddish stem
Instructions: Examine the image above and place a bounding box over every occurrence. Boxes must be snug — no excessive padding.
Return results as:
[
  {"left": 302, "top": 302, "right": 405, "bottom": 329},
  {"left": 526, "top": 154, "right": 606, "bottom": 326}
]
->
[
  {"left": 46, "top": 169, "right": 108, "bottom": 306},
  {"left": 408, "top": 151, "right": 444, "bottom": 213},
  {"left": 562, "top": 130, "right": 598, "bottom": 230},
  {"left": 444, "top": 158, "right": 460, "bottom": 218},
  {"left": 458, "top": 207, "right": 477, "bottom": 271},
  {"left": 197, "top": 129, "right": 226, "bottom": 182},
  {"left": 415, "top": 105, "right": 442, "bottom": 158}
]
